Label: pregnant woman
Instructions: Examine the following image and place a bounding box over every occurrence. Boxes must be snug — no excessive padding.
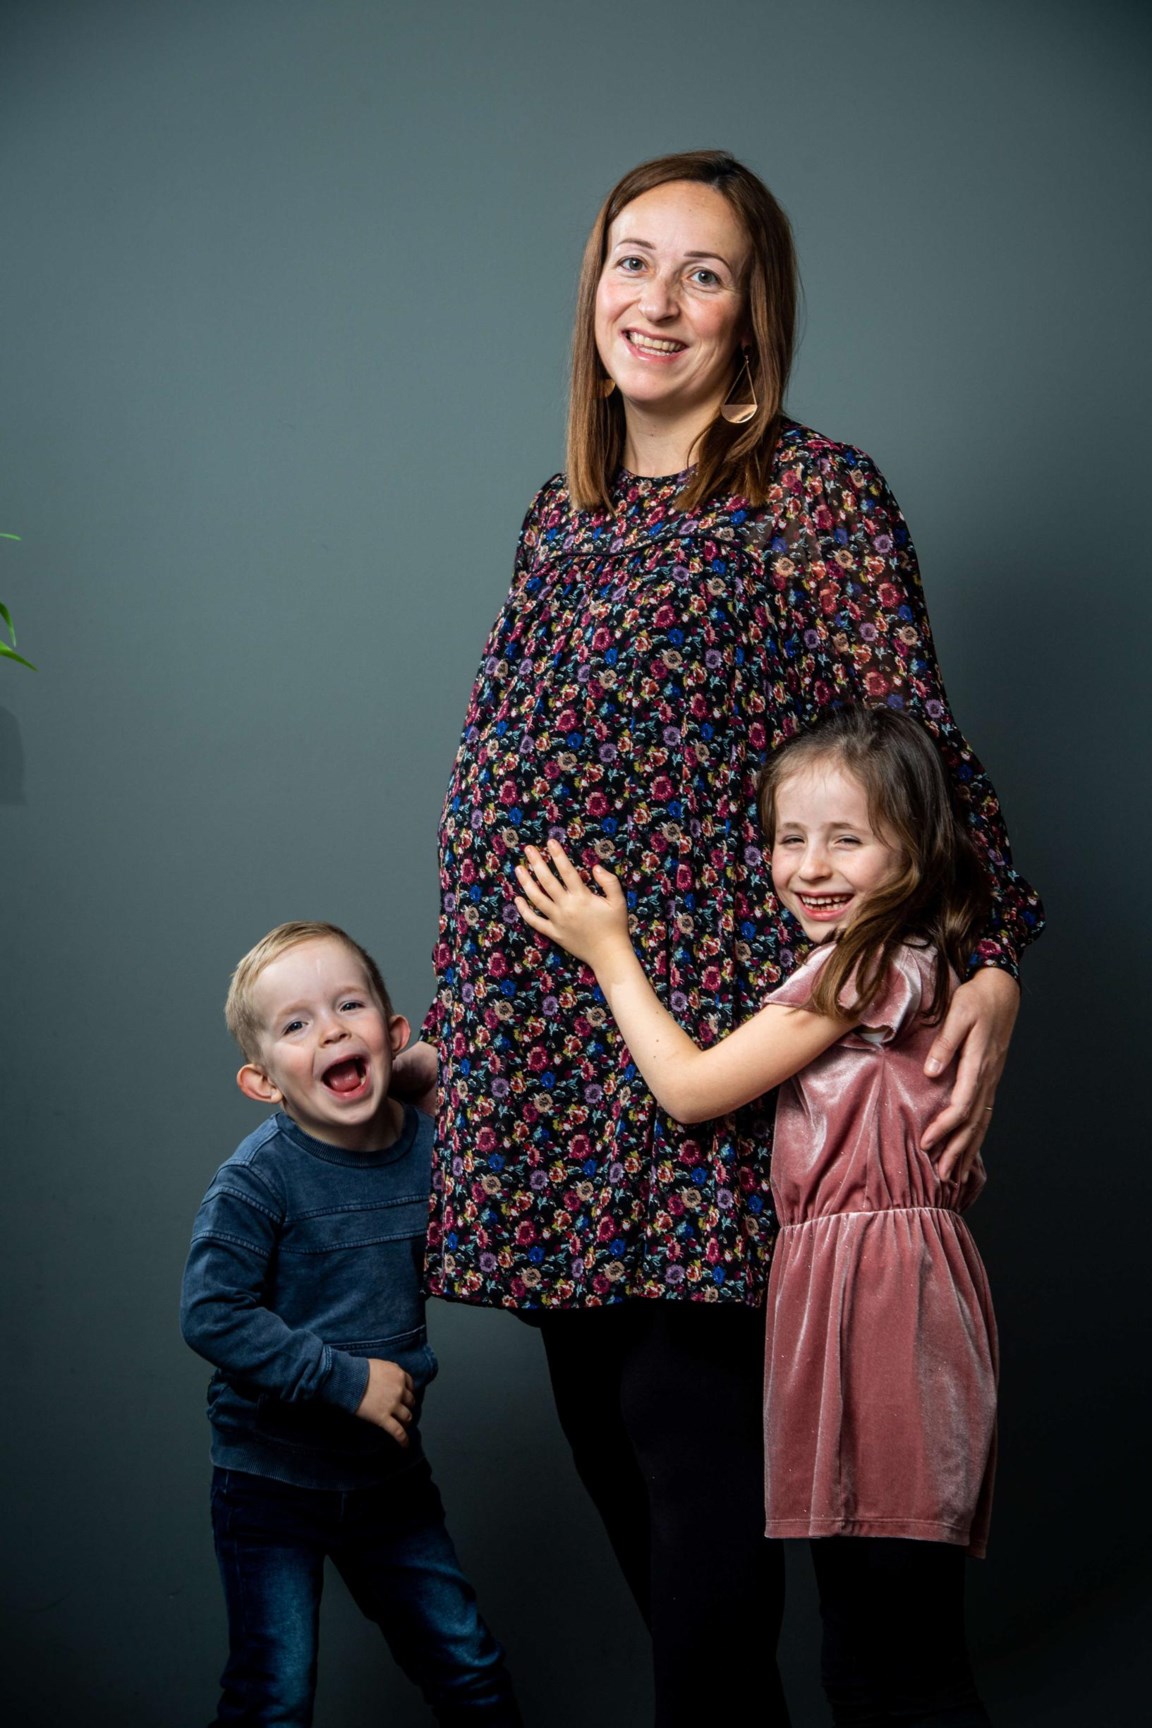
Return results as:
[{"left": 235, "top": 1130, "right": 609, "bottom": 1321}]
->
[{"left": 403, "top": 150, "right": 1042, "bottom": 1724}]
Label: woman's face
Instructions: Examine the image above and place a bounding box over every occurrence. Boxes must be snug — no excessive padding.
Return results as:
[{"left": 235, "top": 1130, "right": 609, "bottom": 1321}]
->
[{"left": 595, "top": 179, "right": 750, "bottom": 431}]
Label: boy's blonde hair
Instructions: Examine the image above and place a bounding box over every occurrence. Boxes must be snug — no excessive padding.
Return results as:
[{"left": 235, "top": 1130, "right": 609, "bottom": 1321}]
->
[{"left": 225, "top": 921, "right": 394, "bottom": 1063}]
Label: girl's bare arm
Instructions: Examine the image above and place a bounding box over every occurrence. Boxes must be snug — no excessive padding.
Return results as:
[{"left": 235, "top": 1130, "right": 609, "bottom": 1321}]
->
[{"left": 515, "top": 842, "right": 850, "bottom": 1124}]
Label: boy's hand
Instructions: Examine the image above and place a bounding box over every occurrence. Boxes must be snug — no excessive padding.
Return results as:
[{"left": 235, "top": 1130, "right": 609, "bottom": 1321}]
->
[
  {"left": 355, "top": 1358, "right": 416, "bottom": 1446},
  {"left": 389, "top": 1039, "right": 438, "bottom": 1117},
  {"left": 515, "top": 842, "right": 631, "bottom": 970}
]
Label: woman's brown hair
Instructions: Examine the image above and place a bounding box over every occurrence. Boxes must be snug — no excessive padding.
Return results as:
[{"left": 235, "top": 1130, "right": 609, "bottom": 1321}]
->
[
  {"left": 566, "top": 150, "right": 798, "bottom": 514},
  {"left": 757, "top": 707, "right": 993, "bottom": 1025}
]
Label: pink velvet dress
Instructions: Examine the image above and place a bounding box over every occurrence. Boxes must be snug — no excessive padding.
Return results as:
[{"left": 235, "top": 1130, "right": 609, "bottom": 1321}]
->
[{"left": 763, "top": 942, "right": 998, "bottom": 1556}]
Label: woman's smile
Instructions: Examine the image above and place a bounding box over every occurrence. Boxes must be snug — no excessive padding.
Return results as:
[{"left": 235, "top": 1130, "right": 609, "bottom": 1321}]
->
[{"left": 623, "top": 329, "right": 688, "bottom": 358}]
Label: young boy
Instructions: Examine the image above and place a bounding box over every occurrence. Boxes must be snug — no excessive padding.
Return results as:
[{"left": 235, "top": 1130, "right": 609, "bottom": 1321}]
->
[{"left": 181, "top": 921, "right": 520, "bottom": 1727}]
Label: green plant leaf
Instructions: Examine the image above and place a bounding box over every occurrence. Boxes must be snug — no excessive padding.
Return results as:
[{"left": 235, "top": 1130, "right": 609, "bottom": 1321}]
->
[
  {"left": 0, "top": 532, "right": 22, "bottom": 541},
  {"left": 0, "top": 602, "right": 36, "bottom": 668}
]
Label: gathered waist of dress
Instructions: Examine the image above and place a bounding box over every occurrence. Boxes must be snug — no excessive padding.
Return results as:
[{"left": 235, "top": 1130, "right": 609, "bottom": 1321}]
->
[{"left": 778, "top": 1203, "right": 967, "bottom": 1231}]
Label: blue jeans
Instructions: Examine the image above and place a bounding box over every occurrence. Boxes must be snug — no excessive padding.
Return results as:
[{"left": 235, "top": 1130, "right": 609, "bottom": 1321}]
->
[{"left": 210, "top": 1462, "right": 521, "bottom": 1726}]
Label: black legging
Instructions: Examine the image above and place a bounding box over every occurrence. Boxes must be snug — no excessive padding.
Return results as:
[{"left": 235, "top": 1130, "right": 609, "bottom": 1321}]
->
[
  {"left": 536, "top": 1299, "right": 789, "bottom": 1728},
  {"left": 810, "top": 1537, "right": 993, "bottom": 1726}
]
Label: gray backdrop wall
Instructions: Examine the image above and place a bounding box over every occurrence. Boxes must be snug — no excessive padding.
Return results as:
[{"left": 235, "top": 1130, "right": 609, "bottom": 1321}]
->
[{"left": 1, "top": 1, "right": 1148, "bottom": 1723}]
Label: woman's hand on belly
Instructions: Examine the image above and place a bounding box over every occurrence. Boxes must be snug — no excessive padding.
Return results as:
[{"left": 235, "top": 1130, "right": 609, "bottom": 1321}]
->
[{"left": 919, "top": 968, "right": 1021, "bottom": 1181}]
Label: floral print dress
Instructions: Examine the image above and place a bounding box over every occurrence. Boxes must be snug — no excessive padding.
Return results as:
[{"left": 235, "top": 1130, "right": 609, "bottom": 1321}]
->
[{"left": 424, "top": 420, "right": 1043, "bottom": 1310}]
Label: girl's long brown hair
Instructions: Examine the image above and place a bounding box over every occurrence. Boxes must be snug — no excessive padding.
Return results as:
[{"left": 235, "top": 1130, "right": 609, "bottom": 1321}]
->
[
  {"left": 567, "top": 150, "right": 798, "bottom": 513},
  {"left": 757, "top": 707, "right": 993, "bottom": 1024}
]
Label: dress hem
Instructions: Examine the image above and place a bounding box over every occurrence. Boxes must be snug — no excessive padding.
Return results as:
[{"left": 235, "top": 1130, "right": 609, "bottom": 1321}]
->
[
  {"left": 765, "top": 1514, "right": 986, "bottom": 1558},
  {"left": 426, "top": 1276, "right": 766, "bottom": 1312}
]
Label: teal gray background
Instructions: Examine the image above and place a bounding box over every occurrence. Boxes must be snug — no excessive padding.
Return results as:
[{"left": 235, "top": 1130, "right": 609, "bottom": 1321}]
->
[{"left": 2, "top": 1, "right": 1148, "bottom": 1722}]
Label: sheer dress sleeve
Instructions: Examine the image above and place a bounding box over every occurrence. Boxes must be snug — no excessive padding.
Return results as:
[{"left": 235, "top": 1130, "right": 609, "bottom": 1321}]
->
[
  {"left": 420, "top": 478, "right": 560, "bottom": 1047},
  {"left": 759, "top": 440, "right": 1044, "bottom": 974}
]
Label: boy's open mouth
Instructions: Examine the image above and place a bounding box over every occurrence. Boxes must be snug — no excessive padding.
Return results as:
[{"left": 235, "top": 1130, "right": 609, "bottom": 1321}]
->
[{"left": 322, "top": 1056, "right": 368, "bottom": 1095}]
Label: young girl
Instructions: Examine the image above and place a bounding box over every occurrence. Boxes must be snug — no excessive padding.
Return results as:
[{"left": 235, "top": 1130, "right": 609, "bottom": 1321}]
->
[{"left": 514, "top": 704, "right": 999, "bottom": 1728}]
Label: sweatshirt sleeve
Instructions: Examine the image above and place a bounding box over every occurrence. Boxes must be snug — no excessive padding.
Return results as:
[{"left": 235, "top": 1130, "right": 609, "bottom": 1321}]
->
[
  {"left": 766, "top": 442, "right": 1044, "bottom": 975},
  {"left": 179, "top": 1162, "right": 369, "bottom": 1415}
]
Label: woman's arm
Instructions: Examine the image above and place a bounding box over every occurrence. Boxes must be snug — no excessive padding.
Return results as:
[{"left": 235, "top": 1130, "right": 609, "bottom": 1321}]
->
[
  {"left": 516, "top": 843, "right": 849, "bottom": 1123},
  {"left": 772, "top": 441, "right": 1043, "bottom": 1172},
  {"left": 424, "top": 479, "right": 561, "bottom": 1063},
  {"left": 774, "top": 443, "right": 1044, "bottom": 970},
  {"left": 921, "top": 967, "right": 1019, "bottom": 1178}
]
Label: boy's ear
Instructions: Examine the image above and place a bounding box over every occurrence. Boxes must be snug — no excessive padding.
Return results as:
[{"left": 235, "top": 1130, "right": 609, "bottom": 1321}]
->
[
  {"left": 387, "top": 1013, "right": 412, "bottom": 1056},
  {"left": 236, "top": 1063, "right": 283, "bottom": 1106}
]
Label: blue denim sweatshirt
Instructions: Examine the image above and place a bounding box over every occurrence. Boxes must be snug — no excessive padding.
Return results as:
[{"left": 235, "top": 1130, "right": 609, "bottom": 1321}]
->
[{"left": 180, "top": 1105, "right": 436, "bottom": 1489}]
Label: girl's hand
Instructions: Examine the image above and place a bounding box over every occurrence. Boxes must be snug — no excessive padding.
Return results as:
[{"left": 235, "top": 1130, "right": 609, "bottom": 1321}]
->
[
  {"left": 920, "top": 968, "right": 1020, "bottom": 1181},
  {"left": 515, "top": 842, "right": 631, "bottom": 969},
  {"left": 518, "top": 840, "right": 848, "bottom": 1124}
]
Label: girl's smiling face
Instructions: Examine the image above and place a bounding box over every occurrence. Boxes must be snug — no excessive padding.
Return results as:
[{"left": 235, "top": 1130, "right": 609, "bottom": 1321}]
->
[
  {"left": 594, "top": 180, "right": 749, "bottom": 433},
  {"left": 769, "top": 759, "right": 905, "bottom": 944}
]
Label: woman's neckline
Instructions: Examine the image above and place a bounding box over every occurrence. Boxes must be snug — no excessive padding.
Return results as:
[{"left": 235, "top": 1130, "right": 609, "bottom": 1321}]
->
[{"left": 616, "top": 464, "right": 694, "bottom": 486}]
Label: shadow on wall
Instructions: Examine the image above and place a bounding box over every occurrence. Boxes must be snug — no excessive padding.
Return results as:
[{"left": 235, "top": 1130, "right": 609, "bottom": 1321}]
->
[{"left": 0, "top": 707, "right": 26, "bottom": 804}]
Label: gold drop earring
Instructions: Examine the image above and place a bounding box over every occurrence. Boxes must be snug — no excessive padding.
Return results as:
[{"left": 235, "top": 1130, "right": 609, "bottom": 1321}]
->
[
  {"left": 720, "top": 348, "right": 757, "bottom": 425},
  {"left": 595, "top": 376, "right": 617, "bottom": 398}
]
